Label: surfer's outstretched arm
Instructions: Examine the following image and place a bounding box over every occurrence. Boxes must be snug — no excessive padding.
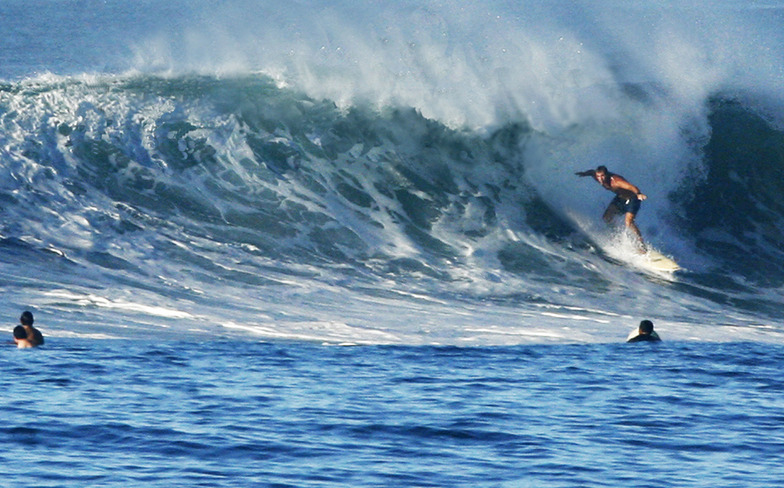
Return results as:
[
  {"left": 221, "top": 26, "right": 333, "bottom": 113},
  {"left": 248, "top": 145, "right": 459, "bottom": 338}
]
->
[{"left": 575, "top": 170, "right": 595, "bottom": 177}]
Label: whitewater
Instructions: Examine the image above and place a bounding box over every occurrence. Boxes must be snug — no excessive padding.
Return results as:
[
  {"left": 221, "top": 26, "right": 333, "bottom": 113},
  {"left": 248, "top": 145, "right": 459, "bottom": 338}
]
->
[{"left": 1, "top": 0, "right": 783, "bottom": 345}]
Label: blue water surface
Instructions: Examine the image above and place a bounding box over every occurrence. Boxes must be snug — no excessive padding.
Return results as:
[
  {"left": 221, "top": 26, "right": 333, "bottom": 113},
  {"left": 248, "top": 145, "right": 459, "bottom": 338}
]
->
[{"left": 2, "top": 339, "right": 783, "bottom": 487}]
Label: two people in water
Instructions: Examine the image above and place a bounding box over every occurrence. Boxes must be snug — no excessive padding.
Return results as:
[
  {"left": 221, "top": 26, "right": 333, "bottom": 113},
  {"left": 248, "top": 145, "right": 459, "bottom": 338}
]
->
[
  {"left": 11, "top": 311, "right": 44, "bottom": 349},
  {"left": 576, "top": 165, "right": 647, "bottom": 252},
  {"left": 8, "top": 308, "right": 659, "bottom": 344}
]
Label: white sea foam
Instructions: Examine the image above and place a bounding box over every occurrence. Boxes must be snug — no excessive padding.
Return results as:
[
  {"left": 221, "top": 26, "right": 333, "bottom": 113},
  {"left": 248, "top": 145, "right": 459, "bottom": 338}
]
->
[{"left": 123, "top": 1, "right": 784, "bottom": 129}]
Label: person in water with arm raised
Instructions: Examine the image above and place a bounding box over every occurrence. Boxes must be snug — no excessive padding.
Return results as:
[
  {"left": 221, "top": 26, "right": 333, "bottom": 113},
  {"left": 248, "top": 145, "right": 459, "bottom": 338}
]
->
[{"left": 576, "top": 165, "right": 647, "bottom": 251}]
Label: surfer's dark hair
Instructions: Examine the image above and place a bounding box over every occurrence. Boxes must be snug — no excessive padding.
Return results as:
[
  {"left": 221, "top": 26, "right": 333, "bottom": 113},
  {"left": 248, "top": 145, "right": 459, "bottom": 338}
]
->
[
  {"left": 20, "top": 311, "right": 34, "bottom": 326},
  {"left": 639, "top": 320, "right": 654, "bottom": 334},
  {"left": 596, "top": 165, "right": 608, "bottom": 173},
  {"left": 13, "top": 325, "right": 27, "bottom": 339}
]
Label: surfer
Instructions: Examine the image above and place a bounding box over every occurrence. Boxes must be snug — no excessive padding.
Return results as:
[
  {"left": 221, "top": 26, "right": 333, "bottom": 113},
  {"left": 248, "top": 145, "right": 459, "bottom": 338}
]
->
[
  {"left": 19, "top": 311, "right": 44, "bottom": 347},
  {"left": 13, "top": 326, "right": 34, "bottom": 348},
  {"left": 576, "top": 165, "right": 647, "bottom": 252},
  {"left": 626, "top": 320, "right": 661, "bottom": 343}
]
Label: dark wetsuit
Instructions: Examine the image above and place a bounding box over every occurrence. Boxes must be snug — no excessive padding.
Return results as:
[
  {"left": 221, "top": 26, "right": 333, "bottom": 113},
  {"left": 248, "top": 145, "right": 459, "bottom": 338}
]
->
[
  {"left": 24, "top": 327, "right": 44, "bottom": 346},
  {"left": 32, "top": 328, "right": 44, "bottom": 346},
  {"left": 627, "top": 332, "right": 661, "bottom": 343}
]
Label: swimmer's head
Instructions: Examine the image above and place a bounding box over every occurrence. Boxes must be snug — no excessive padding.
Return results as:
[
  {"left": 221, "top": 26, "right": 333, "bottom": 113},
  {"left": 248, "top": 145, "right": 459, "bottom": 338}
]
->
[
  {"left": 639, "top": 320, "right": 654, "bottom": 335},
  {"left": 13, "top": 325, "right": 27, "bottom": 339},
  {"left": 20, "top": 311, "right": 34, "bottom": 326}
]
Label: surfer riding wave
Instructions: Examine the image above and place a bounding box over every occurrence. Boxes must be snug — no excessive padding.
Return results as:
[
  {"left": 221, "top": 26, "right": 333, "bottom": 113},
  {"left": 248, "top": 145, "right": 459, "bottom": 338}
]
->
[{"left": 576, "top": 165, "right": 648, "bottom": 252}]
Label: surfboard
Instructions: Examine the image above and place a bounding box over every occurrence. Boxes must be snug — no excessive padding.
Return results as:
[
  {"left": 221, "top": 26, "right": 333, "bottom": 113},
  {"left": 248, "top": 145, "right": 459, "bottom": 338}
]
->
[
  {"left": 591, "top": 239, "right": 681, "bottom": 276},
  {"left": 643, "top": 249, "right": 680, "bottom": 272},
  {"left": 568, "top": 215, "right": 681, "bottom": 274}
]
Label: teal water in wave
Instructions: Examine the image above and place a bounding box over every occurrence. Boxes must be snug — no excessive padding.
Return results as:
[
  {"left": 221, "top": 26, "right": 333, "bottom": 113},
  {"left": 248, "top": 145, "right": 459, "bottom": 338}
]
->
[
  {"left": 3, "top": 340, "right": 784, "bottom": 487},
  {"left": 1, "top": 73, "right": 782, "bottom": 344}
]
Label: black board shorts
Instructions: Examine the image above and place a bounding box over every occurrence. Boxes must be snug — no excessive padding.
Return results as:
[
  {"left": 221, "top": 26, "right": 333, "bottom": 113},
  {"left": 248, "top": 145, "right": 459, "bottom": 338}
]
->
[{"left": 611, "top": 195, "right": 641, "bottom": 215}]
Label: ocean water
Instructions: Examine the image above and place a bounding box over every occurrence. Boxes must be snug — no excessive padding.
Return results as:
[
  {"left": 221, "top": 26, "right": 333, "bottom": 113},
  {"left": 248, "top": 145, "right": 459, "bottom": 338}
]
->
[
  {"left": 1, "top": 0, "right": 784, "bottom": 485},
  {"left": 3, "top": 340, "right": 784, "bottom": 487}
]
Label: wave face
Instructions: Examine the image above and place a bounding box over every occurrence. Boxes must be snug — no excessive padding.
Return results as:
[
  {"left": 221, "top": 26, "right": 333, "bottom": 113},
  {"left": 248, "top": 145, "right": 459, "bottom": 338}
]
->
[
  {"left": 1, "top": 1, "right": 783, "bottom": 343},
  {"left": 679, "top": 99, "right": 784, "bottom": 286}
]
